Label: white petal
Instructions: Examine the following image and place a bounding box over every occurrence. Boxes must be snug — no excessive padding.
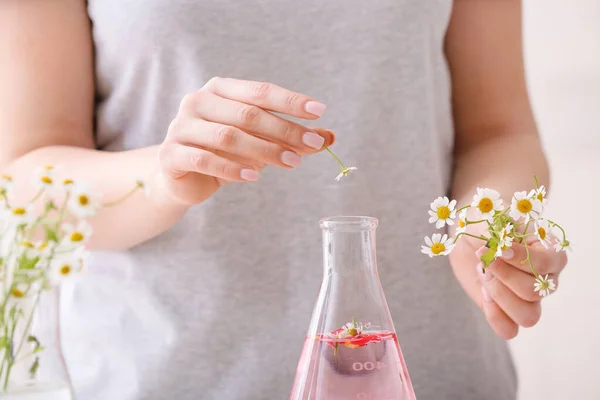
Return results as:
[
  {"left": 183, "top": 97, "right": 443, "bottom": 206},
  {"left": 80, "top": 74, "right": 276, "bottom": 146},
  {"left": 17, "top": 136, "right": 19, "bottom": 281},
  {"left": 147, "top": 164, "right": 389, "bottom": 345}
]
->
[
  {"left": 441, "top": 234, "right": 448, "bottom": 243},
  {"left": 424, "top": 236, "right": 433, "bottom": 246},
  {"left": 448, "top": 199, "right": 457, "bottom": 210},
  {"left": 436, "top": 219, "right": 445, "bottom": 229},
  {"left": 446, "top": 219, "right": 454, "bottom": 226},
  {"left": 431, "top": 233, "right": 442, "bottom": 243}
]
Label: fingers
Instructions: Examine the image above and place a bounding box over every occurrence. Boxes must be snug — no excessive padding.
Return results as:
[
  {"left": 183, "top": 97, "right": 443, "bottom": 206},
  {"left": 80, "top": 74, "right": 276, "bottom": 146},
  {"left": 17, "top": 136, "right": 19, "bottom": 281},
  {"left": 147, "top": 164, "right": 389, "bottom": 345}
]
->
[
  {"left": 172, "top": 118, "right": 303, "bottom": 169},
  {"left": 478, "top": 262, "right": 542, "bottom": 329},
  {"left": 159, "top": 142, "right": 259, "bottom": 182},
  {"left": 500, "top": 241, "right": 567, "bottom": 276},
  {"left": 181, "top": 91, "right": 328, "bottom": 155},
  {"left": 488, "top": 258, "right": 558, "bottom": 302},
  {"left": 202, "top": 77, "right": 327, "bottom": 119},
  {"left": 480, "top": 287, "right": 520, "bottom": 340}
]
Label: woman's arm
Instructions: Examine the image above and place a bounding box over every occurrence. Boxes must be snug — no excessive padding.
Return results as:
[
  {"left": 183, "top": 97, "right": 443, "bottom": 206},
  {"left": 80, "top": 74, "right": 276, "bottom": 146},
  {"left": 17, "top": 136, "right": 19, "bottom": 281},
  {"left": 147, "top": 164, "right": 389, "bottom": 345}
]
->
[
  {"left": 0, "top": 1, "right": 189, "bottom": 250},
  {"left": 445, "top": 0, "right": 566, "bottom": 338},
  {"left": 1, "top": 1, "right": 333, "bottom": 251}
]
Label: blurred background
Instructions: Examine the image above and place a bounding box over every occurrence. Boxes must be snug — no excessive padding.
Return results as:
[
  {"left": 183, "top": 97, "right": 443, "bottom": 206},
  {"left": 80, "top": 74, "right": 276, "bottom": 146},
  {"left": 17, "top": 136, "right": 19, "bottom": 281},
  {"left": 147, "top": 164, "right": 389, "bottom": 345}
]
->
[{"left": 512, "top": 0, "right": 600, "bottom": 399}]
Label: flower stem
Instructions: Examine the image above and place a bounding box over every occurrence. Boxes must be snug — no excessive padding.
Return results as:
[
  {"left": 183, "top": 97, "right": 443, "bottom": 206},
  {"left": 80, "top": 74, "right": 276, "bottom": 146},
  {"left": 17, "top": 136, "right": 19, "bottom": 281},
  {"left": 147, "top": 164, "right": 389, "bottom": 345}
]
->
[
  {"left": 102, "top": 184, "right": 142, "bottom": 208},
  {"left": 454, "top": 232, "right": 489, "bottom": 243},
  {"left": 547, "top": 219, "right": 567, "bottom": 241},
  {"left": 523, "top": 241, "right": 539, "bottom": 279},
  {"left": 465, "top": 219, "right": 488, "bottom": 225},
  {"left": 324, "top": 146, "right": 346, "bottom": 170},
  {"left": 456, "top": 205, "right": 472, "bottom": 212},
  {"left": 28, "top": 189, "right": 44, "bottom": 204}
]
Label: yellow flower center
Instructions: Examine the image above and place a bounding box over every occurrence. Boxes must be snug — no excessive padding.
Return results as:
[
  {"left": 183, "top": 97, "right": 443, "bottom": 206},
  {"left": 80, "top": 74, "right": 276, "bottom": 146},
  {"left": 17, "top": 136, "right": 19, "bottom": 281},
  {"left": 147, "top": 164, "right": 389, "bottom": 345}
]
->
[
  {"left": 459, "top": 219, "right": 466, "bottom": 228},
  {"left": 431, "top": 242, "right": 446, "bottom": 255},
  {"left": 41, "top": 176, "right": 53, "bottom": 184},
  {"left": 78, "top": 195, "right": 89, "bottom": 206},
  {"left": 1, "top": 174, "right": 12, "bottom": 181},
  {"left": 478, "top": 198, "right": 493, "bottom": 213},
  {"left": 11, "top": 288, "right": 24, "bottom": 298},
  {"left": 70, "top": 232, "right": 84, "bottom": 242},
  {"left": 12, "top": 207, "right": 26, "bottom": 215},
  {"left": 538, "top": 227, "right": 547, "bottom": 240},
  {"left": 38, "top": 242, "right": 48, "bottom": 250},
  {"left": 63, "top": 179, "right": 74, "bottom": 185},
  {"left": 517, "top": 199, "right": 533, "bottom": 213},
  {"left": 503, "top": 230, "right": 509, "bottom": 239},
  {"left": 45, "top": 165, "right": 54, "bottom": 171},
  {"left": 20, "top": 241, "right": 34, "bottom": 248},
  {"left": 347, "top": 328, "right": 358, "bottom": 336},
  {"left": 537, "top": 193, "right": 544, "bottom": 202},
  {"left": 437, "top": 206, "right": 451, "bottom": 220},
  {"left": 60, "top": 265, "right": 72, "bottom": 275}
]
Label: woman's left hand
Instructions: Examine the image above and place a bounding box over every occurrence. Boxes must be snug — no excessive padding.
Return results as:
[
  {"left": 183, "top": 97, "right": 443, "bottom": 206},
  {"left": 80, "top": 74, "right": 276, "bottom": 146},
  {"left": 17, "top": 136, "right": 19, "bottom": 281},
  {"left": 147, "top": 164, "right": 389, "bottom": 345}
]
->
[{"left": 449, "top": 234, "right": 568, "bottom": 340}]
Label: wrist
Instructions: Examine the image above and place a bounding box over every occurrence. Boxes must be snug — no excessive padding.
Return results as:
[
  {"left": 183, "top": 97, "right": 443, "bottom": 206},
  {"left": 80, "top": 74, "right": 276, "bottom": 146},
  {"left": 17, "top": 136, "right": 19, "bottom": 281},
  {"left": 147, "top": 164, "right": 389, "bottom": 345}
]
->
[{"left": 147, "top": 169, "right": 191, "bottom": 216}]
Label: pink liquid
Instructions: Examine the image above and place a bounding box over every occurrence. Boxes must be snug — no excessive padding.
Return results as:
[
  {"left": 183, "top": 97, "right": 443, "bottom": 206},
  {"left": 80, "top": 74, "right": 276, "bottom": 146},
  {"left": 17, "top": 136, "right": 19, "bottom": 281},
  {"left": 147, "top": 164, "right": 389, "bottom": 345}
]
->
[{"left": 290, "top": 331, "right": 416, "bottom": 400}]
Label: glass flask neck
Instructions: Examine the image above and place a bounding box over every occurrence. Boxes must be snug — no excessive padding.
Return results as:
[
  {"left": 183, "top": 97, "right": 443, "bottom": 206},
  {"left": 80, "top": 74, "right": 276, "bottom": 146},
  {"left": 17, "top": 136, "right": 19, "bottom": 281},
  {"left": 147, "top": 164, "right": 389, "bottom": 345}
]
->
[{"left": 321, "top": 216, "right": 379, "bottom": 276}]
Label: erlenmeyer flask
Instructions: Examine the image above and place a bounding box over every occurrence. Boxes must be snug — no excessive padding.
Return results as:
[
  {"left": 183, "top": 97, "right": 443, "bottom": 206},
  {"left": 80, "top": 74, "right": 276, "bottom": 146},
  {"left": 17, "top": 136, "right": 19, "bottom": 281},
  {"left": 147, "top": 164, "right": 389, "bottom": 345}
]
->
[{"left": 290, "top": 216, "right": 417, "bottom": 400}]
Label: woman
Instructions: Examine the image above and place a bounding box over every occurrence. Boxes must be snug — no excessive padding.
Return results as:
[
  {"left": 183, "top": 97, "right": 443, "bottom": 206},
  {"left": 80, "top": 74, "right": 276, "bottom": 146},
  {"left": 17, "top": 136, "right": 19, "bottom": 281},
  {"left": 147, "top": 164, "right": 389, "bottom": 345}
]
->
[{"left": 0, "top": 0, "right": 567, "bottom": 399}]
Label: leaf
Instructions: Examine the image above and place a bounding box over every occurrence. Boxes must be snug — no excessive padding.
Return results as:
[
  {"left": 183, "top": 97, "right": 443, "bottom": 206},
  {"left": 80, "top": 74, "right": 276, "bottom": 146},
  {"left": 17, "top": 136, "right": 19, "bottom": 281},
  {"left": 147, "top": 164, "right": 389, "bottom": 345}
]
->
[
  {"left": 45, "top": 227, "right": 59, "bottom": 243},
  {"left": 29, "top": 357, "right": 40, "bottom": 379},
  {"left": 0, "top": 337, "right": 7, "bottom": 348},
  {"left": 480, "top": 240, "right": 498, "bottom": 269},
  {"left": 20, "top": 256, "right": 40, "bottom": 270},
  {"left": 32, "top": 346, "right": 45, "bottom": 354},
  {"left": 27, "top": 335, "right": 41, "bottom": 350}
]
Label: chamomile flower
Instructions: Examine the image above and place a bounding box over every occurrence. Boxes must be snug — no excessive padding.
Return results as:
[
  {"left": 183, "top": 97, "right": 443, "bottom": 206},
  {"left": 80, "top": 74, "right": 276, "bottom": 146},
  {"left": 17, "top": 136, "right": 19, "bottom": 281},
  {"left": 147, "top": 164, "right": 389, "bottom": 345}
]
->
[
  {"left": 335, "top": 167, "right": 357, "bottom": 181},
  {"left": 0, "top": 174, "right": 13, "bottom": 189},
  {"left": 510, "top": 191, "right": 542, "bottom": 223},
  {"left": 34, "top": 165, "right": 56, "bottom": 192},
  {"left": 553, "top": 238, "right": 572, "bottom": 252},
  {"left": 48, "top": 254, "right": 81, "bottom": 284},
  {"left": 471, "top": 188, "right": 503, "bottom": 221},
  {"left": 456, "top": 209, "right": 468, "bottom": 236},
  {"left": 61, "top": 221, "right": 93, "bottom": 248},
  {"left": 495, "top": 223, "right": 514, "bottom": 257},
  {"left": 534, "top": 219, "right": 552, "bottom": 248},
  {"left": 534, "top": 274, "right": 556, "bottom": 297},
  {"left": 428, "top": 197, "right": 457, "bottom": 229},
  {"left": 68, "top": 184, "right": 99, "bottom": 218},
  {"left": 6, "top": 205, "right": 36, "bottom": 226},
  {"left": 533, "top": 185, "right": 548, "bottom": 207},
  {"left": 17, "top": 240, "right": 38, "bottom": 259},
  {"left": 421, "top": 233, "right": 455, "bottom": 257}
]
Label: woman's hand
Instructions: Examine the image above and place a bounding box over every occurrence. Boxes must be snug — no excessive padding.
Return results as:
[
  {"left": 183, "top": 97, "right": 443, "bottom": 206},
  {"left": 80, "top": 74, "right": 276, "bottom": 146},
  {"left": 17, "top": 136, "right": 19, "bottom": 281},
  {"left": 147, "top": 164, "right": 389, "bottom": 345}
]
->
[
  {"left": 450, "top": 232, "right": 567, "bottom": 340},
  {"left": 155, "top": 77, "right": 335, "bottom": 205}
]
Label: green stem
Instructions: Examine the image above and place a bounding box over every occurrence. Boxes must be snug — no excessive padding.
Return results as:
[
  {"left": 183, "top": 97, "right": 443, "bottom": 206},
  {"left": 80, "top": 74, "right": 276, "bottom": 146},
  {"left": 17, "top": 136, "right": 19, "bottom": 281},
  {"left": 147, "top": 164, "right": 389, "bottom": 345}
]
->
[
  {"left": 523, "top": 241, "right": 539, "bottom": 279},
  {"left": 28, "top": 189, "right": 44, "bottom": 204},
  {"left": 4, "top": 294, "right": 41, "bottom": 390},
  {"left": 547, "top": 219, "right": 567, "bottom": 240},
  {"left": 102, "top": 185, "right": 142, "bottom": 208},
  {"left": 456, "top": 205, "right": 472, "bottom": 212},
  {"left": 54, "top": 192, "right": 71, "bottom": 233},
  {"left": 324, "top": 146, "right": 346, "bottom": 170},
  {"left": 454, "top": 232, "right": 489, "bottom": 243},
  {"left": 465, "top": 219, "right": 488, "bottom": 225},
  {"left": 534, "top": 175, "right": 540, "bottom": 189}
]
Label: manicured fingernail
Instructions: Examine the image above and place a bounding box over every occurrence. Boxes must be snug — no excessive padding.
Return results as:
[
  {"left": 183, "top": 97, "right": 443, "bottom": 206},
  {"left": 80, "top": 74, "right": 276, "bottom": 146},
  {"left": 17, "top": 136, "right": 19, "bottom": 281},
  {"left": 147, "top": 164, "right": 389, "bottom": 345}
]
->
[
  {"left": 240, "top": 169, "right": 259, "bottom": 181},
  {"left": 302, "top": 132, "right": 325, "bottom": 149},
  {"left": 501, "top": 248, "right": 514, "bottom": 260},
  {"left": 281, "top": 151, "right": 302, "bottom": 167},
  {"left": 304, "top": 101, "right": 327, "bottom": 117},
  {"left": 481, "top": 286, "right": 493, "bottom": 303},
  {"left": 477, "top": 263, "right": 494, "bottom": 282}
]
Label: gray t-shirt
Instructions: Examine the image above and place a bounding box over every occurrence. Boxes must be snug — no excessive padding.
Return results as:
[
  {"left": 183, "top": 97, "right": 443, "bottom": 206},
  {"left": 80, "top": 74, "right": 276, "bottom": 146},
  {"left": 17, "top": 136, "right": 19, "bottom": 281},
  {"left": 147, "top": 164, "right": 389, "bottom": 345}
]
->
[{"left": 62, "top": 1, "right": 517, "bottom": 399}]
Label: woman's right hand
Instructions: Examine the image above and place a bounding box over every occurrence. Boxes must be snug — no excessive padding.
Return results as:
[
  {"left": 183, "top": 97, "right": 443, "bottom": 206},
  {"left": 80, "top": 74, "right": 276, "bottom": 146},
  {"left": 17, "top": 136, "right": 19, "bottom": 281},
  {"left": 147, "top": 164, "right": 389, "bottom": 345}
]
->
[{"left": 155, "top": 77, "right": 335, "bottom": 206}]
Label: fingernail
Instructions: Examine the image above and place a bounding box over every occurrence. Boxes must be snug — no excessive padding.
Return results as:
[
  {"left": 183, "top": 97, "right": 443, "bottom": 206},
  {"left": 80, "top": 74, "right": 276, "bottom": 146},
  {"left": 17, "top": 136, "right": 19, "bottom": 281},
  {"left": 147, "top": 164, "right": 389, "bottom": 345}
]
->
[
  {"left": 477, "top": 263, "right": 494, "bottom": 282},
  {"left": 281, "top": 151, "right": 302, "bottom": 167},
  {"left": 501, "top": 248, "right": 514, "bottom": 260},
  {"left": 302, "top": 132, "right": 325, "bottom": 149},
  {"left": 240, "top": 169, "right": 259, "bottom": 181},
  {"left": 304, "top": 101, "right": 327, "bottom": 117},
  {"left": 481, "top": 286, "right": 493, "bottom": 303}
]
